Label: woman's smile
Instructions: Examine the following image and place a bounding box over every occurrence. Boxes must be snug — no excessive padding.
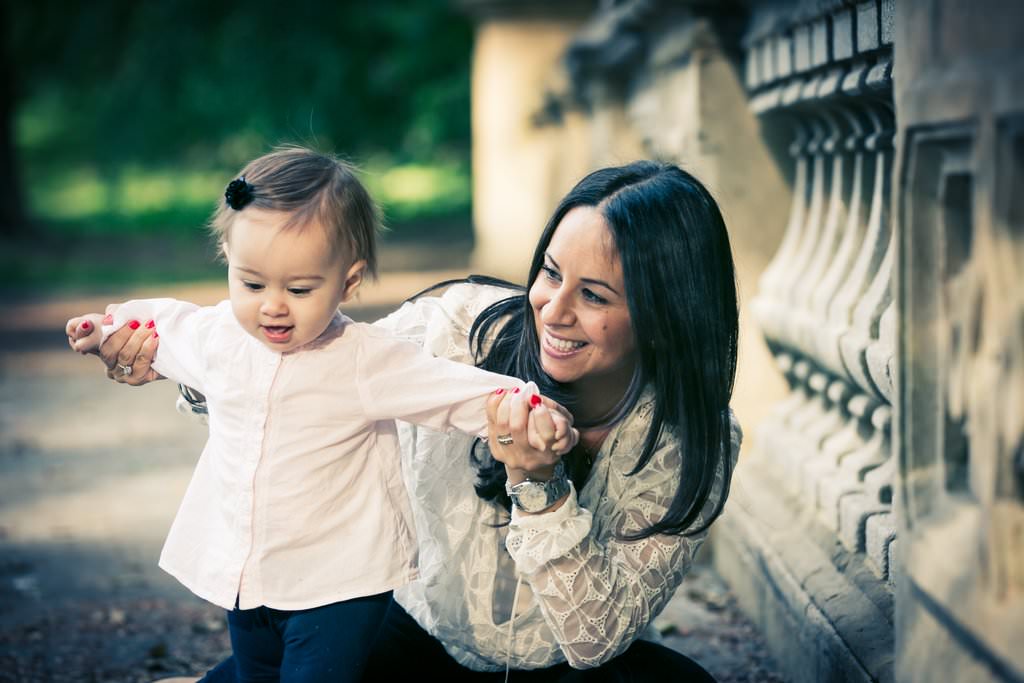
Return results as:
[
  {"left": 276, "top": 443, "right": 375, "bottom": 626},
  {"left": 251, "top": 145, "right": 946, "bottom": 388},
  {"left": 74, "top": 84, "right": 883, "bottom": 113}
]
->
[{"left": 542, "top": 330, "right": 587, "bottom": 356}]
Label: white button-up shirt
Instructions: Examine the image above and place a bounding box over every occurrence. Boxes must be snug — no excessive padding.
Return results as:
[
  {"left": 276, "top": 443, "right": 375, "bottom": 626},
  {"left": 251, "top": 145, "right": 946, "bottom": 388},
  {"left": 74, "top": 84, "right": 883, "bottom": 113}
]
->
[{"left": 103, "top": 298, "right": 524, "bottom": 611}]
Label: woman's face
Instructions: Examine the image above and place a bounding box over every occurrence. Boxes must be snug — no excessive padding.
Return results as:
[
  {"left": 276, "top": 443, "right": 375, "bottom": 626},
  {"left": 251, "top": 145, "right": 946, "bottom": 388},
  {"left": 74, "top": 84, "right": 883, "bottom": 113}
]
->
[{"left": 529, "top": 206, "right": 637, "bottom": 397}]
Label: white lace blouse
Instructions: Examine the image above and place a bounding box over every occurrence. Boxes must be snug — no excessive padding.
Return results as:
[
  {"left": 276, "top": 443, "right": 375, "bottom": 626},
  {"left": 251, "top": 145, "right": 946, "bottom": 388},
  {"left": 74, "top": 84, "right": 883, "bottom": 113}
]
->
[{"left": 373, "top": 283, "right": 742, "bottom": 671}]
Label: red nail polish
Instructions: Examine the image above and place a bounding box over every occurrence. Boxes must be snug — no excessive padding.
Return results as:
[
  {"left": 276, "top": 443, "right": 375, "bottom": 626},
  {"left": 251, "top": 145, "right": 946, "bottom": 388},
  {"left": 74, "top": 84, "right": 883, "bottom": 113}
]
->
[
  {"left": 512, "top": 388, "right": 520, "bottom": 394},
  {"left": 495, "top": 388, "right": 505, "bottom": 395},
  {"left": 152, "top": 331, "right": 159, "bottom": 339},
  {"left": 145, "top": 319, "right": 155, "bottom": 329},
  {"left": 530, "top": 395, "right": 542, "bottom": 408},
  {"left": 81, "top": 321, "right": 91, "bottom": 330},
  {"left": 128, "top": 320, "right": 140, "bottom": 330},
  {"left": 102, "top": 314, "right": 113, "bottom": 325}
]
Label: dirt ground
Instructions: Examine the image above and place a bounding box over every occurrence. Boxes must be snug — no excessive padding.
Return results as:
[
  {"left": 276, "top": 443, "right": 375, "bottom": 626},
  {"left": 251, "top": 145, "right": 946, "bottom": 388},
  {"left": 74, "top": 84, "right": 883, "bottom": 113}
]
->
[{"left": 0, "top": 266, "right": 784, "bottom": 683}]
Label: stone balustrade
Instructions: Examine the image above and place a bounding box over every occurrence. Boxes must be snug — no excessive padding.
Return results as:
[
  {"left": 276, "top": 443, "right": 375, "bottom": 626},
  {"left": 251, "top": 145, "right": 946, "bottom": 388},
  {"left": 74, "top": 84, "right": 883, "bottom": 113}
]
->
[{"left": 746, "top": 0, "right": 897, "bottom": 583}]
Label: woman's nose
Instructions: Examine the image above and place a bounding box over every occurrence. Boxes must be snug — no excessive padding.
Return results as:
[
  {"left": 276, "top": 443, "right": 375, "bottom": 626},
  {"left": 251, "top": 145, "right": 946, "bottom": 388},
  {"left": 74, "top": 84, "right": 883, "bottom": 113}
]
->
[{"left": 541, "top": 289, "right": 574, "bottom": 325}]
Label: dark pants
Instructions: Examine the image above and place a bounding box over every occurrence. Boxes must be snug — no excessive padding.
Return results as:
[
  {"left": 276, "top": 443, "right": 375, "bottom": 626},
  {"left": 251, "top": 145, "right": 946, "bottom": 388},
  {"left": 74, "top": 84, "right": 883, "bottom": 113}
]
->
[
  {"left": 224, "top": 591, "right": 392, "bottom": 683},
  {"left": 204, "top": 600, "right": 715, "bottom": 682}
]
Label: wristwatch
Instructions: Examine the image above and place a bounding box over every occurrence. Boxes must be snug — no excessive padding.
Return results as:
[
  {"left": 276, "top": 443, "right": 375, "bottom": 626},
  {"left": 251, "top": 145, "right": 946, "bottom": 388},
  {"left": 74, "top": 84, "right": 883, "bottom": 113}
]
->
[{"left": 505, "top": 460, "right": 571, "bottom": 513}]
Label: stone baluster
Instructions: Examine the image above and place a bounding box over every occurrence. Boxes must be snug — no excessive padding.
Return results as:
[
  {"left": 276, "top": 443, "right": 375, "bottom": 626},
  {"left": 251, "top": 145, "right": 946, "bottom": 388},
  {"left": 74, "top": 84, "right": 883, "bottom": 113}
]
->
[
  {"left": 824, "top": 106, "right": 890, "bottom": 345},
  {"left": 813, "top": 78, "right": 874, "bottom": 376},
  {"left": 775, "top": 111, "right": 828, "bottom": 352},
  {"left": 753, "top": 117, "right": 812, "bottom": 347},
  {"left": 836, "top": 72, "right": 895, "bottom": 399},
  {"left": 791, "top": 102, "right": 848, "bottom": 357}
]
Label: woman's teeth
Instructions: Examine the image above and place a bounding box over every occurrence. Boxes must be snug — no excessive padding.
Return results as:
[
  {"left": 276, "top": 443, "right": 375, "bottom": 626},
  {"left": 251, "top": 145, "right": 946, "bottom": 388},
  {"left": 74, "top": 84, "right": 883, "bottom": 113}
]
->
[{"left": 548, "top": 335, "right": 585, "bottom": 352}]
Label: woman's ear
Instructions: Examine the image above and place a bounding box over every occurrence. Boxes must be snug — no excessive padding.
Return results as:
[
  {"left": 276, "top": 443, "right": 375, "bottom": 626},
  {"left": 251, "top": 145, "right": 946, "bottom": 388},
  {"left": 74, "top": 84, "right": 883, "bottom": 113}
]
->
[{"left": 341, "top": 259, "right": 367, "bottom": 302}]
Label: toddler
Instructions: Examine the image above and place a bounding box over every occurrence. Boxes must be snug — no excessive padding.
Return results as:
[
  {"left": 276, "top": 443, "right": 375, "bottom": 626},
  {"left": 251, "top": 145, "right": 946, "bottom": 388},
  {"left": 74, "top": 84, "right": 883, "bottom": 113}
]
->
[{"left": 66, "top": 147, "right": 574, "bottom": 683}]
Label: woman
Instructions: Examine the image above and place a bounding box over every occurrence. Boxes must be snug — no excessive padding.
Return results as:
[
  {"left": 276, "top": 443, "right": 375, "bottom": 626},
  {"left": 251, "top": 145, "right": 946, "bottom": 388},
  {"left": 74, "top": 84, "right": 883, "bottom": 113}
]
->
[{"left": 103, "top": 161, "right": 741, "bottom": 681}]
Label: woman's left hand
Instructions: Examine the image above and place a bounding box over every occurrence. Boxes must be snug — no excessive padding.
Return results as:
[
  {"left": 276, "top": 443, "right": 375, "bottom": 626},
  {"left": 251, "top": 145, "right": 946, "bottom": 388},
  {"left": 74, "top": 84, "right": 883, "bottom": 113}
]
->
[{"left": 486, "top": 381, "right": 578, "bottom": 484}]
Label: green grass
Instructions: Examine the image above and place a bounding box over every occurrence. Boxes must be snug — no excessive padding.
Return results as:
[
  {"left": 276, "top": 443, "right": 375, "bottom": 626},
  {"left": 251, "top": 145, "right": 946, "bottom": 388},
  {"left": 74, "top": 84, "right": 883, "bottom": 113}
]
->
[
  {"left": 4, "top": 160, "right": 473, "bottom": 294},
  {"left": 21, "top": 159, "right": 471, "bottom": 238}
]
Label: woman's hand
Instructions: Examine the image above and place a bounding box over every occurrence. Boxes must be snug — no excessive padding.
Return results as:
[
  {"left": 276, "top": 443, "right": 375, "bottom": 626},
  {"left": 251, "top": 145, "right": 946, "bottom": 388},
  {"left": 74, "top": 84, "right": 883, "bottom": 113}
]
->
[
  {"left": 486, "top": 381, "right": 578, "bottom": 485},
  {"left": 92, "top": 305, "right": 164, "bottom": 385}
]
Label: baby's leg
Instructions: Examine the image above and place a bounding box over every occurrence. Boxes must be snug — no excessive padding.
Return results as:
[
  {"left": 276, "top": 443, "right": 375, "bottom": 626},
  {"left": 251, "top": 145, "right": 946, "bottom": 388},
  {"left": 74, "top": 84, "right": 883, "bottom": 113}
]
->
[
  {"left": 279, "top": 591, "right": 393, "bottom": 683},
  {"left": 227, "top": 606, "right": 284, "bottom": 682}
]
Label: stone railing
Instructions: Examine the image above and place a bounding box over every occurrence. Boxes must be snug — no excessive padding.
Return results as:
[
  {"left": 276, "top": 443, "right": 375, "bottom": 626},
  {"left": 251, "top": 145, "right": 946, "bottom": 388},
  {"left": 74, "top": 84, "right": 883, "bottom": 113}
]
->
[{"left": 746, "top": 0, "right": 898, "bottom": 585}]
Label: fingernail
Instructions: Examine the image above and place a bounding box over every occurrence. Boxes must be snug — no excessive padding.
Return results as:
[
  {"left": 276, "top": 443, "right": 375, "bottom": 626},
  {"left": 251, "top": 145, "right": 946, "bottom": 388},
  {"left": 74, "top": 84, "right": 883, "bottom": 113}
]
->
[
  {"left": 152, "top": 331, "right": 159, "bottom": 339},
  {"left": 530, "top": 395, "right": 542, "bottom": 408},
  {"left": 494, "top": 388, "right": 505, "bottom": 395},
  {"left": 145, "top": 319, "right": 155, "bottom": 329},
  {"left": 128, "top": 320, "right": 140, "bottom": 330},
  {"left": 512, "top": 388, "right": 520, "bottom": 394},
  {"left": 81, "top": 321, "right": 91, "bottom": 330},
  {"left": 102, "top": 314, "right": 113, "bottom": 325}
]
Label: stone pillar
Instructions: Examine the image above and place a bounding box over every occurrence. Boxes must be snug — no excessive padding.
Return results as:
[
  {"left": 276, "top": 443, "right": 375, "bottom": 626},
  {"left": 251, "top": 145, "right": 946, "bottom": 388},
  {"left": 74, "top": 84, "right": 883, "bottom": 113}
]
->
[
  {"left": 894, "top": 0, "right": 1024, "bottom": 679},
  {"left": 460, "top": 2, "right": 593, "bottom": 282}
]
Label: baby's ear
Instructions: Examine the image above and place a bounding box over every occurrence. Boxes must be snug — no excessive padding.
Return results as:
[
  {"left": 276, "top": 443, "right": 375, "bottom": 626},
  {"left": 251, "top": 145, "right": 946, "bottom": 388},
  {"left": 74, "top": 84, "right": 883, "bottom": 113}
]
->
[{"left": 341, "top": 259, "right": 367, "bottom": 302}]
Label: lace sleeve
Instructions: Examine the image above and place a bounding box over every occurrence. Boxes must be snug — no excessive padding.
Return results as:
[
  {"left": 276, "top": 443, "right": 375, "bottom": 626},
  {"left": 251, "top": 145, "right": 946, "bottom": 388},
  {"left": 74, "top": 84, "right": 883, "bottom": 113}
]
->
[{"left": 505, "top": 413, "right": 741, "bottom": 669}]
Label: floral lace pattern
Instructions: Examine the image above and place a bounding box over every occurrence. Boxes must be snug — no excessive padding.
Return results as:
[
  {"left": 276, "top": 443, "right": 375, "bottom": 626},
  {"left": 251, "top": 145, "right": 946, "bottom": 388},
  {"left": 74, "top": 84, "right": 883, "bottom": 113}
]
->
[{"left": 366, "top": 283, "right": 741, "bottom": 671}]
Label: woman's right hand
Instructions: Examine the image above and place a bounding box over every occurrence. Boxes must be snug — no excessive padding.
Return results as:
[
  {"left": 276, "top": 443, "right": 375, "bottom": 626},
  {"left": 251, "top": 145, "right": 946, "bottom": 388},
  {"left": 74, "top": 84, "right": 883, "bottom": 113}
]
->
[{"left": 96, "top": 305, "right": 164, "bottom": 385}]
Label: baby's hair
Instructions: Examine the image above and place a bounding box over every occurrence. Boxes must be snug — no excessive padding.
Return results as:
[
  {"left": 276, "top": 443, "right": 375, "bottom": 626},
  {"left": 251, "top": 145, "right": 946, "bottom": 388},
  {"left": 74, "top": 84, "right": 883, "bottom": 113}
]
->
[{"left": 210, "top": 145, "right": 380, "bottom": 278}]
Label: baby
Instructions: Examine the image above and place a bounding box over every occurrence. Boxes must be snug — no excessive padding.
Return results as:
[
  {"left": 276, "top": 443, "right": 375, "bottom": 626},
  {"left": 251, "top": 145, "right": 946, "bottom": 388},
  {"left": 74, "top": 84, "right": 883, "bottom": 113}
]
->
[{"left": 66, "top": 146, "right": 574, "bottom": 683}]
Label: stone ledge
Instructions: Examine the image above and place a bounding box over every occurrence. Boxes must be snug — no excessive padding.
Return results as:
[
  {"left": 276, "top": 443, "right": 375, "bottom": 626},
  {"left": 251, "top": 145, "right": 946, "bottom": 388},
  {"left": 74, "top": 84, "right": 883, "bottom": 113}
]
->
[{"left": 713, "top": 458, "right": 894, "bottom": 683}]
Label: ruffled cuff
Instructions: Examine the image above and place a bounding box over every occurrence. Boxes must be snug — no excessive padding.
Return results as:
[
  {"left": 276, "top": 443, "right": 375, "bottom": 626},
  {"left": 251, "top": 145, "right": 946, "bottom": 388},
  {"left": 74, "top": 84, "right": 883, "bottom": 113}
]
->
[{"left": 505, "top": 482, "right": 593, "bottom": 574}]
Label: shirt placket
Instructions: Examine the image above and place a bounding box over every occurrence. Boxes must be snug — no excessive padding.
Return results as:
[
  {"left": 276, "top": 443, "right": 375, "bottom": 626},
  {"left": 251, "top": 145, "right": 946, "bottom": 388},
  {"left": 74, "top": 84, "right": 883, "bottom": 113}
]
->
[{"left": 236, "top": 348, "right": 282, "bottom": 608}]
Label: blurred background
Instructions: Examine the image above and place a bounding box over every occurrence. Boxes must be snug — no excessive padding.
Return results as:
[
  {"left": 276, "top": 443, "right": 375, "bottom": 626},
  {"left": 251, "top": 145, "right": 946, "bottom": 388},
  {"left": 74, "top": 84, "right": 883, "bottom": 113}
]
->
[{"left": 2, "top": 0, "right": 475, "bottom": 293}]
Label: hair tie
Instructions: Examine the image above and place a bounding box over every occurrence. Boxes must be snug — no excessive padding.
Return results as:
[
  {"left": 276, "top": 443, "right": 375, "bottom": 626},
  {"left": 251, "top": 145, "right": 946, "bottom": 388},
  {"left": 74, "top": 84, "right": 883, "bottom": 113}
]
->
[{"left": 224, "top": 176, "right": 255, "bottom": 210}]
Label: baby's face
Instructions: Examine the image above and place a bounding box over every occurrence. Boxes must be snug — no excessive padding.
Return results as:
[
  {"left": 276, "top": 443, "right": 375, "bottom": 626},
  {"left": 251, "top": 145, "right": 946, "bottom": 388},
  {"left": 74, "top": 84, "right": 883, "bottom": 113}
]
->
[{"left": 223, "top": 209, "right": 364, "bottom": 353}]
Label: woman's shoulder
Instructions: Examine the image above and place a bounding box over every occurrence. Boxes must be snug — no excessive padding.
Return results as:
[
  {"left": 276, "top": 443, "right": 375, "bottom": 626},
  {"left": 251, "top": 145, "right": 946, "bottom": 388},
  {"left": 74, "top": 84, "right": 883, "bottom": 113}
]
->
[
  {"left": 374, "top": 279, "right": 521, "bottom": 339},
  {"left": 430, "top": 280, "right": 522, "bottom": 319}
]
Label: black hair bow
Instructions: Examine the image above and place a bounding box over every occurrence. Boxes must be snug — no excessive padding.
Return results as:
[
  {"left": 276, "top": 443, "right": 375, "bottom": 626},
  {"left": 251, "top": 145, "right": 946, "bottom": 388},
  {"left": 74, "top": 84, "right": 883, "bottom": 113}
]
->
[{"left": 224, "top": 176, "right": 255, "bottom": 210}]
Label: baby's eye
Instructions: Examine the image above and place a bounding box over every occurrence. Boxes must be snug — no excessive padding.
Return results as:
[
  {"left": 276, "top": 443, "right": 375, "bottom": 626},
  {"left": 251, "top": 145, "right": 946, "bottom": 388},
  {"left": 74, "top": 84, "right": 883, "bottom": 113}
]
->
[
  {"left": 288, "top": 287, "right": 312, "bottom": 296},
  {"left": 243, "top": 281, "right": 264, "bottom": 292},
  {"left": 582, "top": 288, "right": 608, "bottom": 305}
]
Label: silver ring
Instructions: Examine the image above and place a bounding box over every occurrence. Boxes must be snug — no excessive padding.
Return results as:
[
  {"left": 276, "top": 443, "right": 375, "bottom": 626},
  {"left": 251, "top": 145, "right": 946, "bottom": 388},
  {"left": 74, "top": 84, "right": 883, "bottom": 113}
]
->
[
  {"left": 496, "top": 433, "right": 514, "bottom": 446},
  {"left": 117, "top": 363, "right": 133, "bottom": 377}
]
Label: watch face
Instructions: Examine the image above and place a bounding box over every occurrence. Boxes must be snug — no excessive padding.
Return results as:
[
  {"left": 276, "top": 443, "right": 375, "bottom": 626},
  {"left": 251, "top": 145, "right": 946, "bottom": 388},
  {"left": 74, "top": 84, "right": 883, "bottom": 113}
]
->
[{"left": 518, "top": 483, "right": 549, "bottom": 511}]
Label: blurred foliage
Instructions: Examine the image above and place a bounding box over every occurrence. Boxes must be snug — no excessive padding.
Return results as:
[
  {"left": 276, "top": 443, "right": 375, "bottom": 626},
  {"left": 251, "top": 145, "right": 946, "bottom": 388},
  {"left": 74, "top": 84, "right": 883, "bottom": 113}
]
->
[{"left": 7, "top": 0, "right": 474, "bottom": 246}]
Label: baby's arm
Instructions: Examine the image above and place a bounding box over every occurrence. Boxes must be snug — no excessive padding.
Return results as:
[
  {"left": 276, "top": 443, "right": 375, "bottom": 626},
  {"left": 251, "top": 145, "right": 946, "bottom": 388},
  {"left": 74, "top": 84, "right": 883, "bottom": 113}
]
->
[{"left": 357, "top": 332, "right": 576, "bottom": 454}]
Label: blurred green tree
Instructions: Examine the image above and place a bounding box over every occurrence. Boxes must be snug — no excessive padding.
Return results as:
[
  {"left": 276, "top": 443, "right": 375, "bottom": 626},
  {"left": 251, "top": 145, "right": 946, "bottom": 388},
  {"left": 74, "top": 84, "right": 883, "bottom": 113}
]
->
[{"left": 5, "top": 0, "right": 472, "bottom": 234}]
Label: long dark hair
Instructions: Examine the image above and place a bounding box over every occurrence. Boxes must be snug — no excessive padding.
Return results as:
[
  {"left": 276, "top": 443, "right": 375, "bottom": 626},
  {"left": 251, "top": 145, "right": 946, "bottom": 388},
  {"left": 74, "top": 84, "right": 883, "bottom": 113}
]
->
[{"left": 467, "top": 161, "right": 739, "bottom": 540}]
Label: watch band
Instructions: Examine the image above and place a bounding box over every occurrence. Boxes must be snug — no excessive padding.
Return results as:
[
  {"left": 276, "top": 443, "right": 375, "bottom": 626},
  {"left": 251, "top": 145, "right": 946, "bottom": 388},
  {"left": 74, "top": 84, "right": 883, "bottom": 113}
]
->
[{"left": 505, "top": 460, "right": 571, "bottom": 513}]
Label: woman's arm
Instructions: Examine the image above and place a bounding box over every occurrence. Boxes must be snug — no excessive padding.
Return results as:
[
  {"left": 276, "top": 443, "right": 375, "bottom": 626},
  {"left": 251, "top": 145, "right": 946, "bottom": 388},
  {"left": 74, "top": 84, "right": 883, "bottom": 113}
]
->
[{"left": 503, "top": 418, "right": 741, "bottom": 668}]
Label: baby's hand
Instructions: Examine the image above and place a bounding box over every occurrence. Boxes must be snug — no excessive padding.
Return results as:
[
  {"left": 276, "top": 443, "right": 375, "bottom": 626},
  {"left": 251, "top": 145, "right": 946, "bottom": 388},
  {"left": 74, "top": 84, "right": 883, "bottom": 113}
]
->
[
  {"left": 66, "top": 313, "right": 106, "bottom": 354},
  {"left": 536, "top": 397, "right": 578, "bottom": 456}
]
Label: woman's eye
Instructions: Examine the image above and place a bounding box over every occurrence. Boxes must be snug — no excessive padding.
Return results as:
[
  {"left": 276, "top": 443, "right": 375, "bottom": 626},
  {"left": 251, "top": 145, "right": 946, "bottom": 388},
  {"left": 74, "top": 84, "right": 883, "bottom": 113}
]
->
[
  {"left": 542, "top": 265, "right": 561, "bottom": 282},
  {"left": 243, "top": 282, "right": 264, "bottom": 292},
  {"left": 288, "top": 288, "right": 312, "bottom": 296},
  {"left": 582, "top": 288, "right": 608, "bottom": 305}
]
